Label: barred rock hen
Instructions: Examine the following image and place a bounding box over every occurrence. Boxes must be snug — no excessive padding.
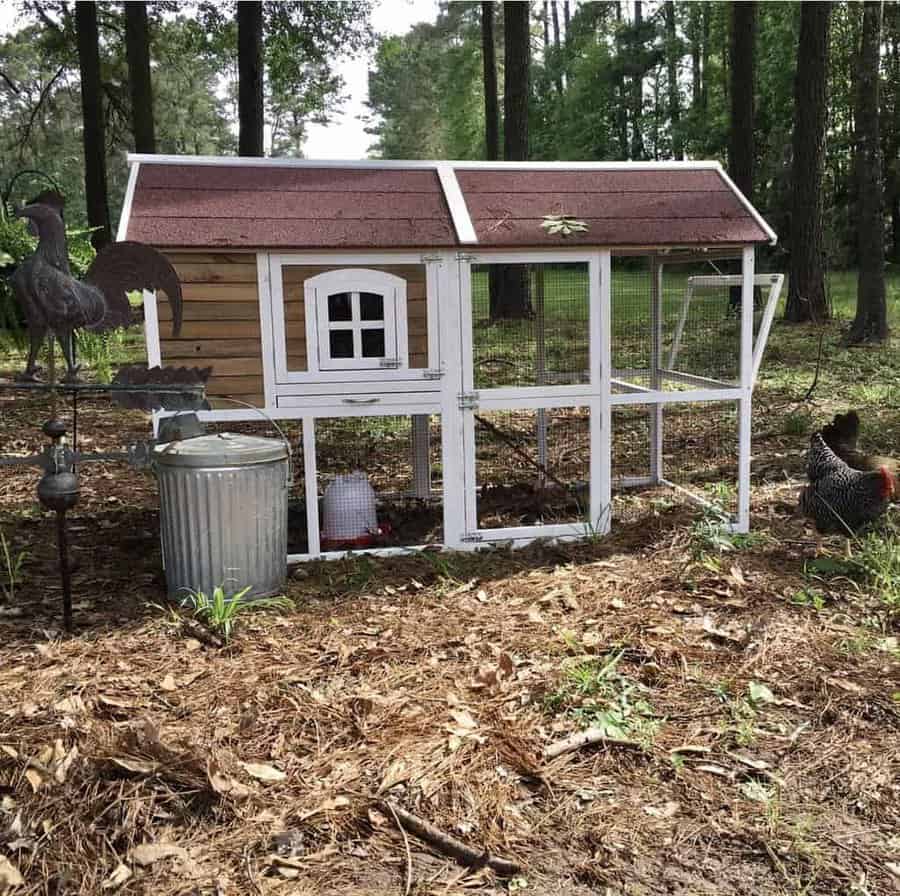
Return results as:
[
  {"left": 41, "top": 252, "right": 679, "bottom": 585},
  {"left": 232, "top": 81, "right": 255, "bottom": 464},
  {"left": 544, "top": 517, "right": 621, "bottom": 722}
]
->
[
  {"left": 798, "top": 433, "right": 895, "bottom": 533},
  {"left": 11, "top": 190, "right": 182, "bottom": 382},
  {"left": 821, "top": 410, "right": 899, "bottom": 478}
]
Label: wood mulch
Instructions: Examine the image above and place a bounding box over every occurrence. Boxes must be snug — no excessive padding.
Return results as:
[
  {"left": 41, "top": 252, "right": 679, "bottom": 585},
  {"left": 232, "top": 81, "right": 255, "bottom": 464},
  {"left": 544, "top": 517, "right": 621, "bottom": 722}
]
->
[{"left": 1, "top": 389, "right": 898, "bottom": 895}]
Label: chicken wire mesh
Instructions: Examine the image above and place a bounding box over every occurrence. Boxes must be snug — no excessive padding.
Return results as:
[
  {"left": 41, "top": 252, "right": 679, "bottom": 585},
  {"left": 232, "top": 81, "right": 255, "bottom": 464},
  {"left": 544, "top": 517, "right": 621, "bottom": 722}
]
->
[
  {"left": 474, "top": 407, "right": 590, "bottom": 529},
  {"left": 611, "top": 255, "right": 764, "bottom": 391},
  {"left": 470, "top": 262, "right": 590, "bottom": 389},
  {"left": 610, "top": 401, "right": 739, "bottom": 521},
  {"left": 310, "top": 414, "right": 443, "bottom": 551}
]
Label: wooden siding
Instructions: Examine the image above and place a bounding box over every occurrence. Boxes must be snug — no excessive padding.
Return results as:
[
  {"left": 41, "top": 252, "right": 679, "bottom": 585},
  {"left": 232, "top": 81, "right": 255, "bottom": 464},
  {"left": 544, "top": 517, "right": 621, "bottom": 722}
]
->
[
  {"left": 281, "top": 264, "right": 430, "bottom": 370},
  {"left": 157, "top": 252, "right": 265, "bottom": 408}
]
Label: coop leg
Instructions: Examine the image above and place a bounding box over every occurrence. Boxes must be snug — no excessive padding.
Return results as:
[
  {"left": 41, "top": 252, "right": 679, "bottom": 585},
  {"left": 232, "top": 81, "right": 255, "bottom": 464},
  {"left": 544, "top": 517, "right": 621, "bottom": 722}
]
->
[
  {"left": 411, "top": 415, "right": 431, "bottom": 499},
  {"left": 649, "top": 258, "right": 664, "bottom": 485}
]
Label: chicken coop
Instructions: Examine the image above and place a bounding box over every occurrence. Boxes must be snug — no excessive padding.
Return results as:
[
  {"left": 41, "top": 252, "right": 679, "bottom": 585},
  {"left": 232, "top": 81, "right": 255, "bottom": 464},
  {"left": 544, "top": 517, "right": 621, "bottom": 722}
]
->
[{"left": 120, "top": 155, "right": 782, "bottom": 561}]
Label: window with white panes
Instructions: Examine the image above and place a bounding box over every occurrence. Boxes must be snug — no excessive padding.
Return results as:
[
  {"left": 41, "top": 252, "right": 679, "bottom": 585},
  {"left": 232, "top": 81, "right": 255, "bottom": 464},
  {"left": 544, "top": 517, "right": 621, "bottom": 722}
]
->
[{"left": 305, "top": 269, "right": 408, "bottom": 372}]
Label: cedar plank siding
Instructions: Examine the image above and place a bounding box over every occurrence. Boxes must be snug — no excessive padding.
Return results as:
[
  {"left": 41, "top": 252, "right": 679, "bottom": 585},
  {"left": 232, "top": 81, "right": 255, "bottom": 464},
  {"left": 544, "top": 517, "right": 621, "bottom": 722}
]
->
[
  {"left": 281, "top": 264, "right": 429, "bottom": 371},
  {"left": 157, "top": 252, "right": 265, "bottom": 408}
]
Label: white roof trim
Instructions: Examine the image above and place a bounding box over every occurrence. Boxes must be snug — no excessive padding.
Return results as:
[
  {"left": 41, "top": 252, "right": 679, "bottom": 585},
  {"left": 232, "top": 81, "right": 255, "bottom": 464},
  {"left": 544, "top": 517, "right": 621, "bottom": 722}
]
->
[
  {"left": 714, "top": 162, "right": 778, "bottom": 246},
  {"left": 116, "top": 160, "right": 140, "bottom": 242},
  {"left": 436, "top": 164, "right": 477, "bottom": 244},
  {"left": 126, "top": 152, "right": 723, "bottom": 171}
]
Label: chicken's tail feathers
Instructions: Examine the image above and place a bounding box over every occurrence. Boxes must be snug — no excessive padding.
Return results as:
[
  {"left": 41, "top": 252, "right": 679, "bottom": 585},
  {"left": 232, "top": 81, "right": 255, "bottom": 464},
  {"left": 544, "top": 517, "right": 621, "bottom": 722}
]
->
[{"left": 83, "top": 241, "right": 182, "bottom": 336}]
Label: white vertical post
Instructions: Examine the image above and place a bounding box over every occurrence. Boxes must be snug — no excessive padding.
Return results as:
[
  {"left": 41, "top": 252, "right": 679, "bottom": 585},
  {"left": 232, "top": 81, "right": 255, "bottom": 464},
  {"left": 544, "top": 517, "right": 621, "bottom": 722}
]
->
[
  {"left": 302, "top": 416, "right": 321, "bottom": 557},
  {"left": 737, "top": 246, "right": 755, "bottom": 532},
  {"left": 649, "top": 257, "right": 664, "bottom": 484},
  {"left": 591, "top": 251, "right": 612, "bottom": 533},
  {"left": 256, "top": 253, "right": 277, "bottom": 410},
  {"left": 411, "top": 414, "right": 431, "bottom": 498},
  {"left": 457, "top": 257, "right": 478, "bottom": 540},
  {"left": 439, "top": 252, "right": 467, "bottom": 548}
]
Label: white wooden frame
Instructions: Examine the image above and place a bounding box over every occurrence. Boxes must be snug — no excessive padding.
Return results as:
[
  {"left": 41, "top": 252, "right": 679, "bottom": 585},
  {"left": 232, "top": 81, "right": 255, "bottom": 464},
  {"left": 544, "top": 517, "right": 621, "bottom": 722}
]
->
[
  {"left": 304, "top": 268, "right": 407, "bottom": 372},
  {"left": 266, "top": 252, "right": 442, "bottom": 390}
]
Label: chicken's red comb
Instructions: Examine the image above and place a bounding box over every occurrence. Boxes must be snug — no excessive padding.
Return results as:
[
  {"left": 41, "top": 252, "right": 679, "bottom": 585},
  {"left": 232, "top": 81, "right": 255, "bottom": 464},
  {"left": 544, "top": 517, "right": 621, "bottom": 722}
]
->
[{"left": 880, "top": 466, "right": 896, "bottom": 500}]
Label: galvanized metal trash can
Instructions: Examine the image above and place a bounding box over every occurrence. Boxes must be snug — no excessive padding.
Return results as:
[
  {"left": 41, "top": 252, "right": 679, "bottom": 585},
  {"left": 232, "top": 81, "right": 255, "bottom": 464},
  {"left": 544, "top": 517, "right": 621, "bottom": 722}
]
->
[{"left": 154, "top": 433, "right": 289, "bottom": 600}]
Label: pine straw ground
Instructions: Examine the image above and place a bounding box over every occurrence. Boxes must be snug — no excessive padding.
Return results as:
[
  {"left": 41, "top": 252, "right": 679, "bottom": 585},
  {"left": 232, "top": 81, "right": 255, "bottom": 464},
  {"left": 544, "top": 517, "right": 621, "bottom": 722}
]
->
[{"left": 0, "top": 389, "right": 899, "bottom": 896}]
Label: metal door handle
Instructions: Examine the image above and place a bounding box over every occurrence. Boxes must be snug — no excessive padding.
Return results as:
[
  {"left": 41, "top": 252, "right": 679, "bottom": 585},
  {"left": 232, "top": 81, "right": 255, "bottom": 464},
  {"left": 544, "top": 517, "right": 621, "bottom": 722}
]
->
[{"left": 342, "top": 397, "right": 381, "bottom": 405}]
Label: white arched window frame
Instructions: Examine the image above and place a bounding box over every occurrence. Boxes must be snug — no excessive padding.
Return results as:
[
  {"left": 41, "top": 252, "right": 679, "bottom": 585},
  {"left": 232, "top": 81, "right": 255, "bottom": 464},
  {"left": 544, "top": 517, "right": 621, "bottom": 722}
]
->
[{"left": 303, "top": 268, "right": 409, "bottom": 373}]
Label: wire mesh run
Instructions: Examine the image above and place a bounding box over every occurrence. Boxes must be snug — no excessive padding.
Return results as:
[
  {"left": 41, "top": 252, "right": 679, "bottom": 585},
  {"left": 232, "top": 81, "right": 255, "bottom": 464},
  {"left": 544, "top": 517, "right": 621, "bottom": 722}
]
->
[
  {"left": 611, "top": 255, "right": 762, "bottom": 392},
  {"left": 470, "top": 262, "right": 590, "bottom": 389},
  {"left": 310, "top": 414, "right": 443, "bottom": 551},
  {"left": 611, "top": 401, "right": 739, "bottom": 521},
  {"left": 474, "top": 407, "right": 590, "bottom": 529}
]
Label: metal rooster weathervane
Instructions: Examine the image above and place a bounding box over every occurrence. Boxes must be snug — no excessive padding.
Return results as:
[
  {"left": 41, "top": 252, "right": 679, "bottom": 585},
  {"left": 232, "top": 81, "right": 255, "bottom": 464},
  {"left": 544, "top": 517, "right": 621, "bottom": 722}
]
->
[{"left": 11, "top": 189, "right": 184, "bottom": 382}]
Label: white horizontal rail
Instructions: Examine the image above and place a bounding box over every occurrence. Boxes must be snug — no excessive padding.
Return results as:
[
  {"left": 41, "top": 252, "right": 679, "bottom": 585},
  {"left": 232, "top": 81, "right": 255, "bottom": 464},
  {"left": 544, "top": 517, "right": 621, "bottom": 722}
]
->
[{"left": 609, "top": 388, "right": 742, "bottom": 405}]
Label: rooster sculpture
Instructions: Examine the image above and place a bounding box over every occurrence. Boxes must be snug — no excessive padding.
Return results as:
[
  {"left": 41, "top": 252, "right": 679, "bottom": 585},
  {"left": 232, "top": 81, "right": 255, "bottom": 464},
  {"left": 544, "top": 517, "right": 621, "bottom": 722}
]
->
[
  {"left": 10, "top": 190, "right": 182, "bottom": 382},
  {"left": 799, "top": 432, "right": 895, "bottom": 533}
]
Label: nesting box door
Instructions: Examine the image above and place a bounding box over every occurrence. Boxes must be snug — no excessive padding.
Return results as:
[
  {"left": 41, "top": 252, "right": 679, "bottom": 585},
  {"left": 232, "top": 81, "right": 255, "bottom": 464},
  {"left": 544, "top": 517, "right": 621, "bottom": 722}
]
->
[{"left": 265, "top": 256, "right": 445, "bottom": 410}]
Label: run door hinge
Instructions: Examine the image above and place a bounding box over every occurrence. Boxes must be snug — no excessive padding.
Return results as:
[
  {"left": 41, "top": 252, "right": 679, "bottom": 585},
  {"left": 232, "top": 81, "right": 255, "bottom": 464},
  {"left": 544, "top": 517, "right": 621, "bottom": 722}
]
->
[
  {"left": 420, "top": 254, "right": 443, "bottom": 264},
  {"left": 456, "top": 252, "right": 477, "bottom": 262},
  {"left": 460, "top": 532, "right": 484, "bottom": 543},
  {"left": 379, "top": 358, "right": 401, "bottom": 369},
  {"left": 457, "top": 391, "right": 479, "bottom": 410},
  {"left": 423, "top": 367, "right": 445, "bottom": 380}
]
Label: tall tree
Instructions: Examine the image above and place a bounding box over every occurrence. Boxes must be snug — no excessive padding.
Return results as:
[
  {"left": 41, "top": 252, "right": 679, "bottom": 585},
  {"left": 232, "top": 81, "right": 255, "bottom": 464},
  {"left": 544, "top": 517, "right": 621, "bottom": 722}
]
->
[
  {"left": 848, "top": 0, "right": 887, "bottom": 343},
  {"left": 237, "top": 0, "right": 264, "bottom": 157},
  {"left": 75, "top": 0, "right": 110, "bottom": 250},
  {"left": 630, "top": 1, "right": 645, "bottom": 160},
  {"left": 785, "top": 1, "right": 831, "bottom": 324},
  {"left": 124, "top": 1, "right": 156, "bottom": 154},
  {"left": 550, "top": 0, "right": 563, "bottom": 93},
  {"left": 665, "top": 0, "right": 682, "bottom": 159},
  {"left": 496, "top": 0, "right": 531, "bottom": 320},
  {"left": 504, "top": 0, "right": 530, "bottom": 161},
  {"left": 481, "top": 2, "right": 499, "bottom": 161},
  {"left": 728, "top": 1, "right": 756, "bottom": 199}
]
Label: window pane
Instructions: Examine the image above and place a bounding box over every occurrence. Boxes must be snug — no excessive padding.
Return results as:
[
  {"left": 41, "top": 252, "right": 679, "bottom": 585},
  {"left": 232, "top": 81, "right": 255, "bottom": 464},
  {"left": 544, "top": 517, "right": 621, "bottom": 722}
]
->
[
  {"left": 360, "top": 292, "right": 384, "bottom": 321},
  {"left": 361, "top": 328, "right": 386, "bottom": 358},
  {"left": 328, "top": 293, "right": 352, "bottom": 322},
  {"left": 329, "top": 329, "right": 354, "bottom": 358}
]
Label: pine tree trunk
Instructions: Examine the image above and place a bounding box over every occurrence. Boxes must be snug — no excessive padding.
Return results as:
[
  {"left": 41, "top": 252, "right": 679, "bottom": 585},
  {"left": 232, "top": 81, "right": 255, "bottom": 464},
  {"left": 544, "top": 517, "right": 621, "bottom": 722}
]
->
[
  {"left": 728, "top": 1, "right": 756, "bottom": 200},
  {"left": 75, "top": 0, "right": 110, "bottom": 251},
  {"left": 237, "top": 1, "right": 264, "bottom": 157},
  {"left": 481, "top": 2, "right": 500, "bottom": 161},
  {"left": 542, "top": 1, "right": 550, "bottom": 50},
  {"left": 785, "top": 1, "right": 831, "bottom": 324},
  {"left": 614, "top": 1, "right": 629, "bottom": 158},
  {"left": 665, "top": 0, "right": 682, "bottom": 159},
  {"left": 630, "top": 1, "right": 645, "bottom": 160},
  {"left": 848, "top": 0, "right": 888, "bottom": 344},
  {"left": 124, "top": 1, "right": 156, "bottom": 154},
  {"left": 689, "top": 4, "right": 701, "bottom": 112},
  {"left": 701, "top": 2, "right": 710, "bottom": 113},
  {"left": 494, "top": 0, "right": 532, "bottom": 320}
]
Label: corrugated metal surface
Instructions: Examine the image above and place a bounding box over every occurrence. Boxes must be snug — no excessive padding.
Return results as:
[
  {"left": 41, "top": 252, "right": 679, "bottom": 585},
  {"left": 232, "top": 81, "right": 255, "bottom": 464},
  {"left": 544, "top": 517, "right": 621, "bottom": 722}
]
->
[
  {"left": 128, "top": 164, "right": 457, "bottom": 249},
  {"left": 456, "top": 168, "right": 770, "bottom": 246},
  {"left": 157, "top": 454, "right": 288, "bottom": 600}
]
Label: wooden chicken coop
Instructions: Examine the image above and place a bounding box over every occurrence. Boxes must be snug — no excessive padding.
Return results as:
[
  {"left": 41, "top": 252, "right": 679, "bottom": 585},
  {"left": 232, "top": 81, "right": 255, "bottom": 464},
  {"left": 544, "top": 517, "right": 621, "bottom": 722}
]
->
[{"left": 120, "top": 155, "right": 782, "bottom": 561}]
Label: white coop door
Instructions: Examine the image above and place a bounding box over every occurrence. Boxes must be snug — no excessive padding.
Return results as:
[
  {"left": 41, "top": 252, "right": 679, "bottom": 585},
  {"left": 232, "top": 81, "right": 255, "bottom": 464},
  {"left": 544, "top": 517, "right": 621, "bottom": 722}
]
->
[
  {"left": 454, "top": 253, "right": 609, "bottom": 545},
  {"left": 306, "top": 269, "right": 408, "bottom": 372}
]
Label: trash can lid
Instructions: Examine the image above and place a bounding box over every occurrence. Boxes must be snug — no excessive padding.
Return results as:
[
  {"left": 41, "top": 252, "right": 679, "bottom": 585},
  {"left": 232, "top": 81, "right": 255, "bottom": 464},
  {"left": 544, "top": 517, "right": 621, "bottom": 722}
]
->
[{"left": 153, "top": 432, "right": 288, "bottom": 468}]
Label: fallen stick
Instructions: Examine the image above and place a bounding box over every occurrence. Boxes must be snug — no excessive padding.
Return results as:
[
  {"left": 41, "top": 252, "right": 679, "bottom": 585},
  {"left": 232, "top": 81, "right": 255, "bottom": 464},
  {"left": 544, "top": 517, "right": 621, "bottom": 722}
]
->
[
  {"left": 543, "top": 728, "right": 642, "bottom": 761},
  {"left": 378, "top": 799, "right": 521, "bottom": 878}
]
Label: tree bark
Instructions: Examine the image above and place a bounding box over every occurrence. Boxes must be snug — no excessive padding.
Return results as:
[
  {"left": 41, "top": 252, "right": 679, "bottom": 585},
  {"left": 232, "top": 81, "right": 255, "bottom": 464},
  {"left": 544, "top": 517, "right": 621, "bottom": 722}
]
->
[
  {"left": 496, "top": 0, "right": 532, "bottom": 320},
  {"left": 124, "top": 1, "right": 156, "bottom": 154},
  {"left": 237, "top": 0, "right": 264, "bottom": 157},
  {"left": 848, "top": 0, "right": 888, "bottom": 343},
  {"left": 630, "top": 1, "right": 645, "bottom": 160},
  {"left": 728, "top": 1, "right": 756, "bottom": 200},
  {"left": 481, "top": 2, "right": 500, "bottom": 161},
  {"left": 689, "top": 3, "right": 701, "bottom": 112},
  {"left": 785, "top": 1, "right": 831, "bottom": 324},
  {"left": 75, "top": 0, "right": 110, "bottom": 250},
  {"left": 550, "top": 1, "right": 563, "bottom": 93},
  {"left": 503, "top": 0, "right": 530, "bottom": 161},
  {"left": 701, "top": 2, "right": 710, "bottom": 113},
  {"left": 542, "top": 1, "right": 550, "bottom": 51},
  {"left": 665, "top": 0, "right": 682, "bottom": 159}
]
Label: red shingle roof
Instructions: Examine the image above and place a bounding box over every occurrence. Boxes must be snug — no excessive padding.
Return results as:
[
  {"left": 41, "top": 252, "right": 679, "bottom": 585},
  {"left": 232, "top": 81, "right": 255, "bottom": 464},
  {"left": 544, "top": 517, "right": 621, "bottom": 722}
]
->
[{"left": 124, "top": 159, "right": 774, "bottom": 249}]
